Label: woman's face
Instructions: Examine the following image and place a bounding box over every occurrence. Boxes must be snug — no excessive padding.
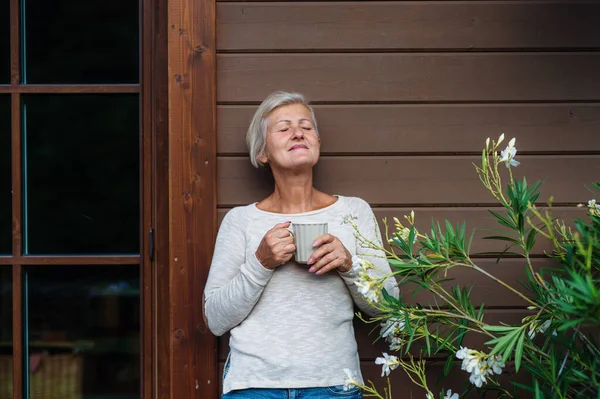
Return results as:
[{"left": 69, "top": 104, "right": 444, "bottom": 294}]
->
[{"left": 260, "top": 103, "right": 320, "bottom": 172}]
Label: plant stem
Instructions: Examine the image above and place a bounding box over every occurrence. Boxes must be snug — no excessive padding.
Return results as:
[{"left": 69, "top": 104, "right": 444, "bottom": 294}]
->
[{"left": 464, "top": 262, "right": 538, "bottom": 307}]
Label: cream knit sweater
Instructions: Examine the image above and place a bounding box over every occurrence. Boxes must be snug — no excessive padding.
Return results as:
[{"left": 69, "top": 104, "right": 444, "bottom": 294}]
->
[{"left": 204, "top": 196, "right": 397, "bottom": 394}]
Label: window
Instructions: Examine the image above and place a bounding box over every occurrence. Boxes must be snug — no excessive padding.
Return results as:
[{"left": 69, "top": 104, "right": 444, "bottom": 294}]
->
[{"left": 1, "top": 1, "right": 148, "bottom": 398}]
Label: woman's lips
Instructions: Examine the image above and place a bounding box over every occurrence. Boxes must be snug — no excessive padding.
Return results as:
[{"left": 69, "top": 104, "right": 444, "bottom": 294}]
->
[{"left": 289, "top": 145, "right": 308, "bottom": 151}]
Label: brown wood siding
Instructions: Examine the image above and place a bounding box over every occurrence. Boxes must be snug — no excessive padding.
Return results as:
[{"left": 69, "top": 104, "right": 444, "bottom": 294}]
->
[
  {"left": 214, "top": 1, "right": 600, "bottom": 397},
  {"left": 217, "top": 2, "right": 600, "bottom": 50},
  {"left": 217, "top": 54, "right": 600, "bottom": 102},
  {"left": 218, "top": 104, "right": 600, "bottom": 154}
]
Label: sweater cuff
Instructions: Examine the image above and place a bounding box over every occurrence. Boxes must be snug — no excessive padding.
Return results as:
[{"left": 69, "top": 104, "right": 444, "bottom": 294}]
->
[
  {"left": 337, "top": 255, "right": 361, "bottom": 279},
  {"left": 241, "top": 252, "right": 274, "bottom": 286}
]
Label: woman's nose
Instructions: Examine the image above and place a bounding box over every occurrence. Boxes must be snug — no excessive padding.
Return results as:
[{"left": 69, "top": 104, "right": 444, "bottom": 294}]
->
[{"left": 292, "top": 126, "right": 304, "bottom": 138}]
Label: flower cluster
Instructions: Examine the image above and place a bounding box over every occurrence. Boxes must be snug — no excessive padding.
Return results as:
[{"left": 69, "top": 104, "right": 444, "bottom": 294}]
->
[
  {"left": 388, "top": 211, "right": 418, "bottom": 245},
  {"left": 456, "top": 347, "right": 505, "bottom": 388},
  {"left": 353, "top": 257, "right": 385, "bottom": 303},
  {"left": 526, "top": 318, "right": 557, "bottom": 340},
  {"left": 380, "top": 316, "right": 406, "bottom": 351},
  {"left": 580, "top": 199, "right": 600, "bottom": 217}
]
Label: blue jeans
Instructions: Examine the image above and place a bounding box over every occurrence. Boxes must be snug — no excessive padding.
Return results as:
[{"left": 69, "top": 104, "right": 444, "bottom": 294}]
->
[{"left": 222, "top": 387, "right": 362, "bottom": 399}]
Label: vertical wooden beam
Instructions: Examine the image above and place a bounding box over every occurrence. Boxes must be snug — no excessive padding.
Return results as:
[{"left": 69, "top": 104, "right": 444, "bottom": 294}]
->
[
  {"left": 152, "top": 0, "right": 171, "bottom": 397},
  {"left": 168, "top": 0, "right": 217, "bottom": 398},
  {"left": 141, "top": 0, "right": 158, "bottom": 398},
  {"left": 11, "top": 264, "right": 22, "bottom": 399}
]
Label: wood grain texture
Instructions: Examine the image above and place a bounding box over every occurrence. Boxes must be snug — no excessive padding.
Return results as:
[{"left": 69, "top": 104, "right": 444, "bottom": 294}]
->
[
  {"left": 217, "top": 2, "right": 600, "bottom": 50},
  {"left": 168, "top": 0, "right": 217, "bottom": 396},
  {"left": 218, "top": 207, "right": 585, "bottom": 255},
  {"left": 217, "top": 53, "right": 600, "bottom": 103},
  {"left": 154, "top": 0, "right": 171, "bottom": 397},
  {"left": 218, "top": 104, "right": 600, "bottom": 154},
  {"left": 217, "top": 155, "right": 600, "bottom": 205}
]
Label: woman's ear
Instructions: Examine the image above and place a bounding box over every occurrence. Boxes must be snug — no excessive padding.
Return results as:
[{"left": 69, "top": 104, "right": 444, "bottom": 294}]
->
[{"left": 258, "top": 153, "right": 268, "bottom": 165}]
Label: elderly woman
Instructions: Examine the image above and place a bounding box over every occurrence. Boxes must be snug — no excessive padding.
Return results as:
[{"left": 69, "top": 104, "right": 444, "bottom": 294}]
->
[{"left": 204, "top": 91, "right": 397, "bottom": 398}]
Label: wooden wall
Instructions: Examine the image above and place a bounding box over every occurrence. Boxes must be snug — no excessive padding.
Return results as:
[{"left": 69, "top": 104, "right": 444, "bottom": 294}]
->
[{"left": 214, "top": 1, "right": 600, "bottom": 396}]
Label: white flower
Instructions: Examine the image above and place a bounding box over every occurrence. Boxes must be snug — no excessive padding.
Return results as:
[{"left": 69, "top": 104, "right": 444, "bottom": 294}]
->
[
  {"left": 381, "top": 317, "right": 405, "bottom": 338},
  {"left": 375, "top": 352, "right": 399, "bottom": 377},
  {"left": 528, "top": 319, "right": 557, "bottom": 339},
  {"left": 499, "top": 138, "right": 520, "bottom": 168},
  {"left": 426, "top": 393, "right": 435, "bottom": 399},
  {"left": 343, "top": 368, "right": 358, "bottom": 391},
  {"left": 354, "top": 279, "right": 380, "bottom": 303},
  {"left": 455, "top": 346, "right": 472, "bottom": 359},
  {"left": 342, "top": 213, "right": 358, "bottom": 225},
  {"left": 444, "top": 389, "right": 459, "bottom": 399},
  {"left": 487, "top": 355, "right": 505, "bottom": 375},
  {"left": 456, "top": 347, "right": 504, "bottom": 388},
  {"left": 387, "top": 335, "right": 404, "bottom": 351},
  {"left": 469, "top": 370, "right": 487, "bottom": 388}
]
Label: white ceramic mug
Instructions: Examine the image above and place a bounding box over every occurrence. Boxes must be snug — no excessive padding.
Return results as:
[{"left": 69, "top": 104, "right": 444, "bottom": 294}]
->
[{"left": 289, "top": 222, "right": 328, "bottom": 264}]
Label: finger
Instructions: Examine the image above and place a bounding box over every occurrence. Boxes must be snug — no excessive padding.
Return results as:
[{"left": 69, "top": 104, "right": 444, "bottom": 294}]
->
[
  {"left": 274, "top": 241, "right": 296, "bottom": 255},
  {"left": 315, "top": 258, "right": 345, "bottom": 275},
  {"left": 271, "top": 221, "right": 292, "bottom": 232},
  {"left": 309, "top": 251, "right": 338, "bottom": 273},
  {"left": 274, "top": 228, "right": 293, "bottom": 239},
  {"left": 312, "top": 233, "right": 334, "bottom": 248},
  {"left": 307, "top": 243, "right": 334, "bottom": 265}
]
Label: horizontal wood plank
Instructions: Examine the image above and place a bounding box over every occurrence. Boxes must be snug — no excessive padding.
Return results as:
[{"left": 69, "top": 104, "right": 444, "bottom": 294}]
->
[
  {"left": 218, "top": 2, "right": 600, "bottom": 50},
  {"left": 218, "top": 104, "right": 600, "bottom": 154},
  {"left": 217, "top": 207, "right": 584, "bottom": 255},
  {"left": 217, "top": 155, "right": 600, "bottom": 205},
  {"left": 217, "top": 53, "right": 600, "bottom": 103}
]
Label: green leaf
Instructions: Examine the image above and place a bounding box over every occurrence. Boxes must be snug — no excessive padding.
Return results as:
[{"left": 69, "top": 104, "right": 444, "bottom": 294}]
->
[
  {"left": 525, "top": 228, "right": 537, "bottom": 253},
  {"left": 514, "top": 330, "right": 525, "bottom": 371},
  {"left": 483, "top": 325, "right": 520, "bottom": 332},
  {"left": 388, "top": 259, "right": 415, "bottom": 269},
  {"left": 482, "top": 235, "right": 520, "bottom": 244},
  {"left": 489, "top": 210, "right": 517, "bottom": 229}
]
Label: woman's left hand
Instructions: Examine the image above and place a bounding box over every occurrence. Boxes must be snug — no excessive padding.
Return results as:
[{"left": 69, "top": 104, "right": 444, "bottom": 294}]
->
[{"left": 307, "top": 234, "right": 352, "bottom": 275}]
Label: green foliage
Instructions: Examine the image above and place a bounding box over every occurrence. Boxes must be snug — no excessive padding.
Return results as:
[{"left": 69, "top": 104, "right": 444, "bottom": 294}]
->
[{"left": 354, "top": 136, "right": 600, "bottom": 399}]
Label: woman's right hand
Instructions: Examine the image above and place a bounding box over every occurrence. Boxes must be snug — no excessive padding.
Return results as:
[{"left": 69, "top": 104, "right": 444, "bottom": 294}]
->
[{"left": 255, "top": 221, "right": 295, "bottom": 270}]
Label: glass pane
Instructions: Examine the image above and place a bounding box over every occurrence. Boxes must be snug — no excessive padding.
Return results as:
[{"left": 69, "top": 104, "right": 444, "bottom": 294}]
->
[
  {"left": 26, "top": 265, "right": 140, "bottom": 399},
  {"left": 0, "top": 1, "right": 8, "bottom": 83},
  {"left": 0, "top": 96, "right": 10, "bottom": 255},
  {"left": 23, "top": 95, "right": 139, "bottom": 255},
  {"left": 0, "top": 267, "right": 12, "bottom": 399},
  {"left": 22, "top": 0, "right": 139, "bottom": 84}
]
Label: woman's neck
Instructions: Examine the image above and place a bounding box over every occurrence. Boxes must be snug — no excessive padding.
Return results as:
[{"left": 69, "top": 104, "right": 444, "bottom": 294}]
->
[{"left": 258, "top": 170, "right": 334, "bottom": 214}]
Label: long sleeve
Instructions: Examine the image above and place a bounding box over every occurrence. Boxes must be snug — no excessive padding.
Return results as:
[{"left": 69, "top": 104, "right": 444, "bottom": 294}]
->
[
  {"left": 338, "top": 198, "right": 399, "bottom": 316},
  {"left": 203, "top": 207, "right": 274, "bottom": 336}
]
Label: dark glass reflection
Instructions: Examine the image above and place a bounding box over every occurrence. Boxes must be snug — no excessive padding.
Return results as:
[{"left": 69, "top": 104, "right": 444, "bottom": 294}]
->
[
  {"left": 0, "top": 267, "right": 12, "bottom": 398},
  {"left": 23, "top": 95, "right": 139, "bottom": 255},
  {"left": 25, "top": 265, "right": 140, "bottom": 399},
  {"left": 0, "top": 96, "right": 10, "bottom": 255},
  {"left": 22, "top": 0, "right": 139, "bottom": 84},
  {"left": 0, "top": 2, "right": 9, "bottom": 83}
]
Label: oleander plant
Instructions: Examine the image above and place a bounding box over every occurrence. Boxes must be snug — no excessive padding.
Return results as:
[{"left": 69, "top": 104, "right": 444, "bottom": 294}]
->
[{"left": 342, "top": 135, "right": 600, "bottom": 399}]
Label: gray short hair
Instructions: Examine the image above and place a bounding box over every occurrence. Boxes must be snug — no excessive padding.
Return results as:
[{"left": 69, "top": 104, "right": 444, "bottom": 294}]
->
[{"left": 246, "top": 91, "right": 319, "bottom": 168}]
